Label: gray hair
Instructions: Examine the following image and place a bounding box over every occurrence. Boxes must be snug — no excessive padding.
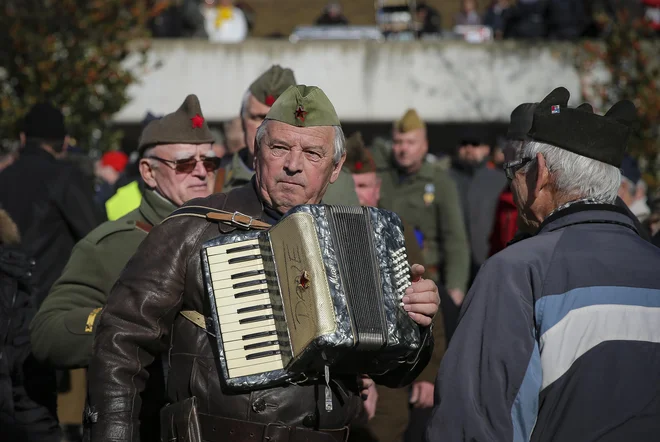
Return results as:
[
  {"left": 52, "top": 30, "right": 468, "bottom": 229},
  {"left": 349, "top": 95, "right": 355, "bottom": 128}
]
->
[
  {"left": 255, "top": 119, "right": 346, "bottom": 165},
  {"left": 142, "top": 146, "right": 159, "bottom": 169},
  {"left": 520, "top": 140, "right": 621, "bottom": 204}
]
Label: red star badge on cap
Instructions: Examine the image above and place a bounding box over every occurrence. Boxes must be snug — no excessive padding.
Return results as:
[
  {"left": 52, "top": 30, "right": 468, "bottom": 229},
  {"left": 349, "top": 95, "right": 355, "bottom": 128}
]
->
[
  {"left": 355, "top": 161, "right": 363, "bottom": 171},
  {"left": 265, "top": 94, "right": 276, "bottom": 106},
  {"left": 191, "top": 114, "right": 204, "bottom": 128},
  {"left": 294, "top": 105, "right": 308, "bottom": 123}
]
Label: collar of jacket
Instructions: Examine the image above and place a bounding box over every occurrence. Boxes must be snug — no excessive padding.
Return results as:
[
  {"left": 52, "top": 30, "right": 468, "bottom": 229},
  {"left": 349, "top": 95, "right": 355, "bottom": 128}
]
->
[
  {"left": 538, "top": 202, "right": 638, "bottom": 236},
  {"left": 140, "top": 189, "right": 178, "bottom": 226},
  {"left": 21, "top": 143, "right": 57, "bottom": 161},
  {"left": 393, "top": 161, "right": 436, "bottom": 182},
  {"left": 216, "top": 176, "right": 267, "bottom": 233}
]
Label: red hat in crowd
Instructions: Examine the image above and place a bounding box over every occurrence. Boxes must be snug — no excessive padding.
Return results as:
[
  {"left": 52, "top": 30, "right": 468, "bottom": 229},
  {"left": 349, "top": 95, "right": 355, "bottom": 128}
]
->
[{"left": 100, "top": 151, "right": 129, "bottom": 173}]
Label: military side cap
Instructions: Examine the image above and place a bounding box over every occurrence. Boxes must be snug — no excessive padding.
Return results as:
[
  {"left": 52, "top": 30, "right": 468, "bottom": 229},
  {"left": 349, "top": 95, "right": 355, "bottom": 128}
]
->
[
  {"left": 507, "top": 103, "right": 537, "bottom": 141},
  {"left": 265, "top": 85, "right": 341, "bottom": 127},
  {"left": 138, "top": 95, "right": 214, "bottom": 154},
  {"left": 249, "top": 65, "right": 297, "bottom": 106},
  {"left": 344, "top": 132, "right": 376, "bottom": 174},
  {"left": 394, "top": 109, "right": 426, "bottom": 133},
  {"left": 527, "top": 87, "right": 636, "bottom": 167}
]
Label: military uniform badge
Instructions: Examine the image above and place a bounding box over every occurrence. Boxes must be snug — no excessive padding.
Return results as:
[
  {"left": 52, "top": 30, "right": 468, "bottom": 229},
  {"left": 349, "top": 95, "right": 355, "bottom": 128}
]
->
[{"left": 423, "top": 183, "right": 435, "bottom": 206}]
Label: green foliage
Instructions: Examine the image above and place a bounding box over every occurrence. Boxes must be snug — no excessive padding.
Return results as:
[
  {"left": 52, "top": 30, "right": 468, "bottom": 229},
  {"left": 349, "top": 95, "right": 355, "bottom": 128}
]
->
[
  {"left": 0, "top": 0, "right": 164, "bottom": 151},
  {"left": 579, "top": 8, "right": 660, "bottom": 190}
]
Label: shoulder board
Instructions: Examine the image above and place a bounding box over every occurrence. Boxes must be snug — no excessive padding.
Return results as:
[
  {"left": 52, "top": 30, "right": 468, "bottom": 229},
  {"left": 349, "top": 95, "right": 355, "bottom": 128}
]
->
[{"left": 86, "top": 219, "right": 142, "bottom": 245}]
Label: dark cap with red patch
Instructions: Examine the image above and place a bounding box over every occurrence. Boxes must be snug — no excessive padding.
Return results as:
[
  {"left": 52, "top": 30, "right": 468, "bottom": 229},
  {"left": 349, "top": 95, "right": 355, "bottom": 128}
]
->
[
  {"left": 138, "top": 94, "right": 214, "bottom": 155},
  {"left": 248, "top": 65, "right": 297, "bottom": 107}
]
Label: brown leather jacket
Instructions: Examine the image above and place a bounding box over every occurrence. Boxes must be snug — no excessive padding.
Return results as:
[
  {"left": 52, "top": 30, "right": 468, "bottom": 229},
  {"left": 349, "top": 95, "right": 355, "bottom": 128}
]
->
[{"left": 86, "top": 181, "right": 433, "bottom": 441}]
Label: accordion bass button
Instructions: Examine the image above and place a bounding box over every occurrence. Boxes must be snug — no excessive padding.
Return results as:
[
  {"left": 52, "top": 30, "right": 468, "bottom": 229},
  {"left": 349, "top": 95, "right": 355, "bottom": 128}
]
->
[{"left": 252, "top": 398, "right": 267, "bottom": 413}]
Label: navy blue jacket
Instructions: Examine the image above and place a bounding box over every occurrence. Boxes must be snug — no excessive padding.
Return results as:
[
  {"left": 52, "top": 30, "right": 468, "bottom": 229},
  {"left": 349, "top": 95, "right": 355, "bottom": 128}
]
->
[{"left": 426, "top": 203, "right": 660, "bottom": 442}]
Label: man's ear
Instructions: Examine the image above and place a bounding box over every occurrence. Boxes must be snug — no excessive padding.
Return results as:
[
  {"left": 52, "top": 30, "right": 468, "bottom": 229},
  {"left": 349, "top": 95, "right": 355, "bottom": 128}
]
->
[
  {"left": 139, "top": 158, "right": 157, "bottom": 188},
  {"left": 534, "top": 152, "right": 550, "bottom": 198},
  {"left": 19, "top": 132, "right": 26, "bottom": 147},
  {"left": 329, "top": 153, "right": 346, "bottom": 184}
]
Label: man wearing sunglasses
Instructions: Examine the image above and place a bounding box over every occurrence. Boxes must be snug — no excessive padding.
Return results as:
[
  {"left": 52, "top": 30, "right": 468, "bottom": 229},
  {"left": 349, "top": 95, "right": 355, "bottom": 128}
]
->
[
  {"left": 427, "top": 87, "right": 660, "bottom": 442},
  {"left": 30, "top": 95, "right": 217, "bottom": 442},
  {"left": 86, "top": 85, "right": 439, "bottom": 442}
]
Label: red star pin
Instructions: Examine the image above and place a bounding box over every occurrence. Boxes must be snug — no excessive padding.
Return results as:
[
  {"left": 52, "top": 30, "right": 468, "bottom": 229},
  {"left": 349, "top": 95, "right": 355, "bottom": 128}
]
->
[
  {"left": 294, "top": 105, "right": 308, "bottom": 123},
  {"left": 191, "top": 114, "right": 204, "bottom": 128},
  {"left": 298, "top": 270, "right": 310, "bottom": 289},
  {"left": 355, "top": 161, "right": 363, "bottom": 172},
  {"left": 265, "top": 94, "right": 276, "bottom": 106}
]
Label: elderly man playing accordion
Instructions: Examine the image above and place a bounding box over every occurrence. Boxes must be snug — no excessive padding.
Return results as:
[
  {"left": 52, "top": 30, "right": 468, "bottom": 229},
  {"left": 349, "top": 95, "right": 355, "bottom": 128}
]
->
[{"left": 85, "top": 85, "right": 439, "bottom": 442}]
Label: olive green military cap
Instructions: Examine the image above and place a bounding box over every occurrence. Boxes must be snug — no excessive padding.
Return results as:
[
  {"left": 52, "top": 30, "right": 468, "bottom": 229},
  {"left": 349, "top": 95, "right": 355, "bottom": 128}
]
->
[
  {"left": 249, "top": 65, "right": 297, "bottom": 106},
  {"left": 138, "top": 94, "right": 214, "bottom": 154},
  {"left": 265, "top": 85, "right": 341, "bottom": 127},
  {"left": 344, "top": 132, "right": 376, "bottom": 174},
  {"left": 394, "top": 109, "right": 426, "bottom": 133}
]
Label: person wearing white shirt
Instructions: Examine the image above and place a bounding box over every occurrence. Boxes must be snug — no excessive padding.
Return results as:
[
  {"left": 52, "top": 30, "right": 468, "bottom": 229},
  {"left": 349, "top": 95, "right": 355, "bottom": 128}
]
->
[{"left": 202, "top": 0, "right": 247, "bottom": 43}]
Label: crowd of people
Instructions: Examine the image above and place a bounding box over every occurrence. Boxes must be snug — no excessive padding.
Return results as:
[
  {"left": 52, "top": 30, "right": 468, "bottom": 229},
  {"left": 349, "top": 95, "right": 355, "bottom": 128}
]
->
[
  {"left": 148, "top": 0, "right": 660, "bottom": 41},
  {"left": 0, "top": 62, "right": 659, "bottom": 442}
]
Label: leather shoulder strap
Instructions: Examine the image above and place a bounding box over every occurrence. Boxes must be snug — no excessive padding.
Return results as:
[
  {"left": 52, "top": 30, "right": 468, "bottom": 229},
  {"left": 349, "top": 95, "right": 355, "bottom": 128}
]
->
[{"left": 162, "top": 205, "right": 271, "bottom": 230}]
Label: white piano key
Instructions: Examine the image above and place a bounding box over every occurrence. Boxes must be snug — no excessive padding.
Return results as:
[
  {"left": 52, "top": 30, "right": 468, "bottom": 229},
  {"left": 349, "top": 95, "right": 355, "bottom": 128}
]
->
[
  {"left": 221, "top": 323, "right": 278, "bottom": 343},
  {"left": 210, "top": 263, "right": 265, "bottom": 283},
  {"left": 223, "top": 337, "right": 280, "bottom": 351},
  {"left": 206, "top": 240, "right": 259, "bottom": 257},
  {"left": 217, "top": 309, "right": 276, "bottom": 327},
  {"left": 215, "top": 294, "right": 272, "bottom": 314},
  {"left": 218, "top": 317, "right": 277, "bottom": 333},
  {"left": 228, "top": 359, "right": 284, "bottom": 378},
  {"left": 226, "top": 352, "right": 282, "bottom": 369},
  {"left": 225, "top": 343, "right": 281, "bottom": 361},
  {"left": 207, "top": 247, "right": 262, "bottom": 265},
  {"left": 212, "top": 282, "right": 269, "bottom": 300}
]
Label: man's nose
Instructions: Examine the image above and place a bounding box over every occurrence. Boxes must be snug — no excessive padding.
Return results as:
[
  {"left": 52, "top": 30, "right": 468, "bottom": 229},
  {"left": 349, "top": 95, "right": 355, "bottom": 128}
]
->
[
  {"left": 191, "top": 159, "right": 207, "bottom": 178},
  {"left": 284, "top": 150, "right": 303, "bottom": 174}
]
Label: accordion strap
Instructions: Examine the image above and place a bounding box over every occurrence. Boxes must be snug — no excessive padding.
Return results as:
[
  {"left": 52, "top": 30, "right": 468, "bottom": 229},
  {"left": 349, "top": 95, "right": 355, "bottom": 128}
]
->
[{"left": 163, "top": 205, "right": 272, "bottom": 230}]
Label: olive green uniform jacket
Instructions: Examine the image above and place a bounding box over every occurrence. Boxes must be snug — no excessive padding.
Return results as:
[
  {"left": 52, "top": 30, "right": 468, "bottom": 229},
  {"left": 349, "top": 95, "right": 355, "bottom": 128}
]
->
[
  {"left": 222, "top": 150, "right": 360, "bottom": 205},
  {"left": 378, "top": 162, "right": 470, "bottom": 294},
  {"left": 30, "top": 190, "right": 177, "bottom": 369}
]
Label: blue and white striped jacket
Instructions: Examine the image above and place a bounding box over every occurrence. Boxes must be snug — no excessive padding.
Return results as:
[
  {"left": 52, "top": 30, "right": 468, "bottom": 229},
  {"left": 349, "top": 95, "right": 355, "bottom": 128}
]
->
[{"left": 426, "top": 203, "right": 660, "bottom": 442}]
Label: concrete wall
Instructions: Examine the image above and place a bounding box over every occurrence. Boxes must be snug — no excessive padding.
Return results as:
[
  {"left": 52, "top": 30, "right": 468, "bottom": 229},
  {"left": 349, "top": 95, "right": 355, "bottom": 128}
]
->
[{"left": 116, "top": 39, "right": 583, "bottom": 124}]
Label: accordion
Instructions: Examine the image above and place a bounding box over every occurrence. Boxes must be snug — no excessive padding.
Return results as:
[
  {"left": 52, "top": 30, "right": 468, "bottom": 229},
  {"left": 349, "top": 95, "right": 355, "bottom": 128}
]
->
[{"left": 200, "top": 205, "right": 421, "bottom": 391}]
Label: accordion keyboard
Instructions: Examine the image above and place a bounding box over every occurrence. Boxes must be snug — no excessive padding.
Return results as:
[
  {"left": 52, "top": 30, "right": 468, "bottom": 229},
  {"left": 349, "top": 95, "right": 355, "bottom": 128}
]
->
[{"left": 205, "top": 239, "right": 285, "bottom": 378}]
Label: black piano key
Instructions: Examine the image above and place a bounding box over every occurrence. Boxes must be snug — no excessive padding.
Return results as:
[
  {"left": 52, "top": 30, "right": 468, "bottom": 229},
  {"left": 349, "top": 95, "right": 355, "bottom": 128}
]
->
[
  {"left": 237, "top": 304, "right": 273, "bottom": 314},
  {"left": 239, "top": 314, "right": 274, "bottom": 325},
  {"left": 231, "top": 269, "right": 265, "bottom": 280},
  {"left": 235, "top": 288, "right": 269, "bottom": 299},
  {"left": 246, "top": 349, "right": 282, "bottom": 360},
  {"left": 233, "top": 279, "right": 267, "bottom": 289},
  {"left": 242, "top": 330, "right": 277, "bottom": 341},
  {"left": 228, "top": 254, "right": 262, "bottom": 265},
  {"left": 244, "top": 340, "right": 280, "bottom": 351},
  {"left": 226, "top": 244, "right": 259, "bottom": 254}
]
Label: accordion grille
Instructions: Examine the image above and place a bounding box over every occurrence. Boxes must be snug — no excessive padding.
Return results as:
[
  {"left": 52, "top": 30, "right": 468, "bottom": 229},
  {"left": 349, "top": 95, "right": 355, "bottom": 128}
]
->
[{"left": 328, "top": 205, "right": 387, "bottom": 350}]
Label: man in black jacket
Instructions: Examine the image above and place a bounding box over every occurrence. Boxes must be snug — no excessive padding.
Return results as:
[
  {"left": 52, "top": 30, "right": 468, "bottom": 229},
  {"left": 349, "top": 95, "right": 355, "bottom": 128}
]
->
[{"left": 0, "top": 103, "right": 103, "bottom": 306}]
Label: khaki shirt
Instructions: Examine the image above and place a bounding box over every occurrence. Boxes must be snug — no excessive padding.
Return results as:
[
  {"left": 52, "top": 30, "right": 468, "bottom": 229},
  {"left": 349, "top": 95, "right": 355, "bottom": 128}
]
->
[{"left": 378, "top": 162, "right": 470, "bottom": 293}]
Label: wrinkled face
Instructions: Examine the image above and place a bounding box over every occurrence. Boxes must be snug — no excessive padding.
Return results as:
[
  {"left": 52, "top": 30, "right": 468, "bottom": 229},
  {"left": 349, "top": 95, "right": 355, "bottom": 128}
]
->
[
  {"left": 140, "top": 143, "right": 217, "bottom": 207},
  {"left": 392, "top": 129, "right": 428, "bottom": 173},
  {"left": 242, "top": 94, "right": 272, "bottom": 156},
  {"left": 254, "top": 121, "right": 344, "bottom": 214},
  {"left": 352, "top": 172, "right": 381, "bottom": 207}
]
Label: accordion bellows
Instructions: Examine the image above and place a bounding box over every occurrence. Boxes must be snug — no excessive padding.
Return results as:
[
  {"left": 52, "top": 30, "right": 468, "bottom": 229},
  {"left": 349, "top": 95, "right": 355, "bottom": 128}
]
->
[{"left": 201, "top": 205, "right": 421, "bottom": 391}]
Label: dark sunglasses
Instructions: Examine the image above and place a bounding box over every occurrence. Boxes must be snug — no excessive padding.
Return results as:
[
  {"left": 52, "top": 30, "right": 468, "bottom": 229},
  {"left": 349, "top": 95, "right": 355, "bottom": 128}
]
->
[
  {"left": 147, "top": 156, "right": 221, "bottom": 174},
  {"left": 502, "top": 157, "right": 533, "bottom": 180}
]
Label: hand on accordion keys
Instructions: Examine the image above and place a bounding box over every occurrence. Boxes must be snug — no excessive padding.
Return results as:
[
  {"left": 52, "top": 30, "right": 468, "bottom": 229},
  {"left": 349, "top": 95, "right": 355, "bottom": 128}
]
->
[{"left": 402, "top": 264, "right": 440, "bottom": 327}]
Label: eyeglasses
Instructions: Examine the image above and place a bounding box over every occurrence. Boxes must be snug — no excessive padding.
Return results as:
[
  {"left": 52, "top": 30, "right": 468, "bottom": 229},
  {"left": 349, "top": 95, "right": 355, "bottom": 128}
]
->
[
  {"left": 147, "top": 156, "right": 221, "bottom": 174},
  {"left": 502, "top": 157, "right": 533, "bottom": 180}
]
